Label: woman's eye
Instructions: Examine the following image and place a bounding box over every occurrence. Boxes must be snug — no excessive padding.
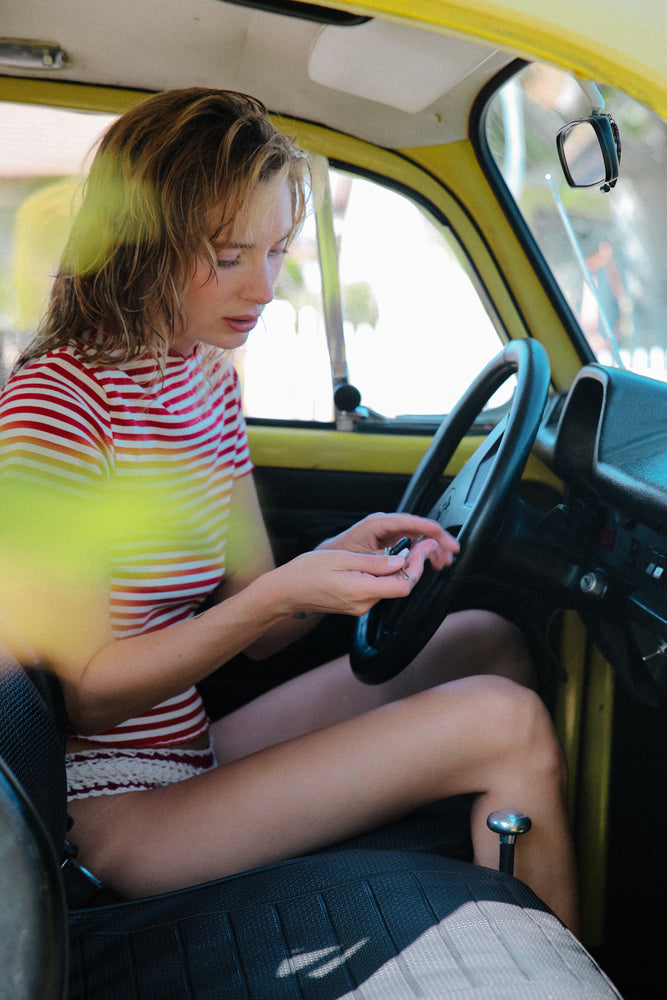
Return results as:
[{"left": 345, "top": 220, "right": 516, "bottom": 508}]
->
[{"left": 216, "top": 257, "right": 239, "bottom": 269}]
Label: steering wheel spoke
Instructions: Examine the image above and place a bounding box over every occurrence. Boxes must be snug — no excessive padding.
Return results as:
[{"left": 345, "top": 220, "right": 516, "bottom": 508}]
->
[
  {"left": 427, "top": 417, "right": 507, "bottom": 541},
  {"left": 351, "top": 340, "right": 551, "bottom": 684}
]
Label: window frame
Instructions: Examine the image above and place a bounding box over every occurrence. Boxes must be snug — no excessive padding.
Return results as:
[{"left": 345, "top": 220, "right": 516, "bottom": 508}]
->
[{"left": 470, "top": 59, "right": 596, "bottom": 372}]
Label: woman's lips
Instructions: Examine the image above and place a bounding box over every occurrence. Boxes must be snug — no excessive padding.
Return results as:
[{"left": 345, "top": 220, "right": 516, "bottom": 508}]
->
[{"left": 225, "top": 315, "right": 259, "bottom": 334}]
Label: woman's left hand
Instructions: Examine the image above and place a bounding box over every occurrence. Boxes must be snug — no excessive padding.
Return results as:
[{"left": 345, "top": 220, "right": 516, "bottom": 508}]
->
[{"left": 317, "top": 512, "right": 459, "bottom": 573}]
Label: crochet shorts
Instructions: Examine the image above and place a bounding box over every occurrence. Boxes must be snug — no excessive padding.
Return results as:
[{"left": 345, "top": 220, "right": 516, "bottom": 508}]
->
[{"left": 66, "top": 741, "right": 217, "bottom": 800}]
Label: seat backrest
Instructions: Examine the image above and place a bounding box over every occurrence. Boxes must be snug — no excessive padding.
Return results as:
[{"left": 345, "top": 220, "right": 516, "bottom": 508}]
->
[
  {"left": 0, "top": 642, "right": 69, "bottom": 998},
  {"left": 0, "top": 642, "right": 68, "bottom": 860},
  {"left": 0, "top": 756, "right": 68, "bottom": 999}
]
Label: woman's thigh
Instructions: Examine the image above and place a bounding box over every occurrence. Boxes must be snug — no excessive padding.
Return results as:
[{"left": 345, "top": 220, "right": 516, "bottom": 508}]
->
[
  {"left": 67, "top": 673, "right": 544, "bottom": 898},
  {"left": 212, "top": 608, "right": 535, "bottom": 765}
]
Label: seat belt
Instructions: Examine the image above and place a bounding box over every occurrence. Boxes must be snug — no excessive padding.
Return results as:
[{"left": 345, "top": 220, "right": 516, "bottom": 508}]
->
[{"left": 61, "top": 824, "right": 122, "bottom": 908}]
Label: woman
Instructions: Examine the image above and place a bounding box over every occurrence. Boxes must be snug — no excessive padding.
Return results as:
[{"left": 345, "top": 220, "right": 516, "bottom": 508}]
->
[{"left": 0, "top": 88, "right": 578, "bottom": 932}]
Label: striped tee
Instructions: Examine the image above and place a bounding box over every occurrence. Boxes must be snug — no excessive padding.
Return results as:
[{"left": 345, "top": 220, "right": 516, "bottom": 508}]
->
[{"left": 0, "top": 345, "right": 253, "bottom": 747}]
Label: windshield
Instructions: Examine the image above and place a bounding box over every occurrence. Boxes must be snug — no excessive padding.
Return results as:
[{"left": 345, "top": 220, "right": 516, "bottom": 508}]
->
[{"left": 485, "top": 63, "right": 667, "bottom": 380}]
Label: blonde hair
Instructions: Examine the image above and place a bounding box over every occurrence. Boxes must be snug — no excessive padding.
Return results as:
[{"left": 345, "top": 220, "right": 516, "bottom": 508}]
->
[{"left": 19, "top": 88, "right": 309, "bottom": 369}]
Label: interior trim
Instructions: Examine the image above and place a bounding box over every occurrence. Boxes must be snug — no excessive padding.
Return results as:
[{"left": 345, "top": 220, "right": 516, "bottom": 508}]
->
[{"left": 220, "top": 1, "right": 370, "bottom": 25}]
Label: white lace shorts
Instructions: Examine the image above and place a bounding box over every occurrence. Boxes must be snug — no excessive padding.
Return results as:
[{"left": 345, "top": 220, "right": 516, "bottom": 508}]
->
[{"left": 65, "top": 742, "right": 217, "bottom": 800}]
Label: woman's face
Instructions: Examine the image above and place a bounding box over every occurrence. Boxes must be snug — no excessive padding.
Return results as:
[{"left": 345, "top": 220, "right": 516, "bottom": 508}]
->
[{"left": 172, "top": 179, "right": 293, "bottom": 355}]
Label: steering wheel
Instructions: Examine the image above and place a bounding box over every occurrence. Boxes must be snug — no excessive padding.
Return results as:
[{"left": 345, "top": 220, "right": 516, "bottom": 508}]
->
[{"left": 350, "top": 338, "right": 551, "bottom": 684}]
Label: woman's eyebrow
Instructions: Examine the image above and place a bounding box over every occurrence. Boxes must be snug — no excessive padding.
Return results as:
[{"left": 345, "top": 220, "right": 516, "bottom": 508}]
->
[{"left": 215, "top": 231, "right": 293, "bottom": 251}]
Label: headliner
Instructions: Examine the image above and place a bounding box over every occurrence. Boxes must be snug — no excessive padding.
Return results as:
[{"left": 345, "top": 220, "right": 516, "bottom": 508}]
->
[{"left": 0, "top": 0, "right": 514, "bottom": 147}]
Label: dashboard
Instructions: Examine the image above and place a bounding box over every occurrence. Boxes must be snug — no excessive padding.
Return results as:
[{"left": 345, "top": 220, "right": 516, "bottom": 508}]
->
[{"left": 513, "top": 364, "right": 667, "bottom": 704}]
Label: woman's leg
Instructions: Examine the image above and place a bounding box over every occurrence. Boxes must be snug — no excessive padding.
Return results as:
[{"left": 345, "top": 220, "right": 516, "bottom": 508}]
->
[
  {"left": 214, "top": 608, "right": 536, "bottom": 763},
  {"left": 68, "top": 674, "right": 579, "bottom": 933}
]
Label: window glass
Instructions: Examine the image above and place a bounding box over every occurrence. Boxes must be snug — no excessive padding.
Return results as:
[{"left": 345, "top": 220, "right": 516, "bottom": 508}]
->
[
  {"left": 485, "top": 64, "right": 667, "bottom": 379},
  {"left": 0, "top": 102, "right": 117, "bottom": 382},
  {"left": 331, "top": 170, "right": 504, "bottom": 421},
  {"left": 236, "top": 204, "right": 333, "bottom": 422},
  {"left": 241, "top": 169, "right": 506, "bottom": 424}
]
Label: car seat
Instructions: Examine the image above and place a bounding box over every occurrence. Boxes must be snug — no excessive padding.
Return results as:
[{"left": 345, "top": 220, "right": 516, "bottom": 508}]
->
[
  {"left": 0, "top": 753, "right": 68, "bottom": 1000},
  {"left": 0, "top": 638, "right": 625, "bottom": 1000}
]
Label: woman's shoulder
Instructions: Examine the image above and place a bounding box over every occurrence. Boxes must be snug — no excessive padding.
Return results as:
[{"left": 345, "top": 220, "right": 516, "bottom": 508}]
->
[
  {"left": 1, "top": 346, "right": 113, "bottom": 429},
  {"left": 6, "top": 345, "right": 108, "bottom": 392},
  {"left": 3, "top": 343, "right": 242, "bottom": 412},
  {"left": 0, "top": 347, "right": 115, "bottom": 485}
]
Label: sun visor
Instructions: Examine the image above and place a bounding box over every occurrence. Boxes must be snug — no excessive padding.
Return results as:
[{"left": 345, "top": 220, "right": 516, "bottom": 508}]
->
[{"left": 308, "top": 19, "right": 499, "bottom": 114}]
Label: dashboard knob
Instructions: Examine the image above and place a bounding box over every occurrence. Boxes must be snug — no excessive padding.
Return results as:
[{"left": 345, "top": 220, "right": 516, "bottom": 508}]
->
[{"left": 579, "top": 569, "right": 608, "bottom": 598}]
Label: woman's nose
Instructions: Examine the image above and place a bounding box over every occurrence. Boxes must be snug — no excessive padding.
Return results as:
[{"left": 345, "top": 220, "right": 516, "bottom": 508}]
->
[{"left": 241, "top": 261, "right": 275, "bottom": 305}]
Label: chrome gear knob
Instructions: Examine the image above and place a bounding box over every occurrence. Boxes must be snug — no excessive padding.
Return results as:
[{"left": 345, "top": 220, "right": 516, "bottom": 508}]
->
[{"left": 487, "top": 810, "right": 532, "bottom": 875}]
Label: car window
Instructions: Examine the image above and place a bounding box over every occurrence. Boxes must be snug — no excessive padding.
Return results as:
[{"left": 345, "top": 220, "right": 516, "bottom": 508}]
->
[
  {"left": 484, "top": 64, "right": 667, "bottom": 380},
  {"left": 0, "top": 102, "right": 117, "bottom": 383},
  {"left": 0, "top": 100, "right": 505, "bottom": 424},
  {"left": 236, "top": 195, "right": 335, "bottom": 422},
  {"left": 243, "top": 166, "right": 506, "bottom": 425},
  {"left": 330, "top": 169, "right": 504, "bottom": 422}
]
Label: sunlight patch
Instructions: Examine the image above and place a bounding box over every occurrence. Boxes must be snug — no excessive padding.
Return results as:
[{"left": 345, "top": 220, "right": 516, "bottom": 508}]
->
[{"left": 277, "top": 939, "right": 369, "bottom": 980}]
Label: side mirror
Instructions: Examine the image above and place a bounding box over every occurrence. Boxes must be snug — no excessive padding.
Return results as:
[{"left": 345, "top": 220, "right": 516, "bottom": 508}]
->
[{"left": 556, "top": 113, "right": 621, "bottom": 192}]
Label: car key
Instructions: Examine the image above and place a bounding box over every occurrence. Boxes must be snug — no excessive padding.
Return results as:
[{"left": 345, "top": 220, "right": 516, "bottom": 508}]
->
[{"left": 384, "top": 536, "right": 412, "bottom": 556}]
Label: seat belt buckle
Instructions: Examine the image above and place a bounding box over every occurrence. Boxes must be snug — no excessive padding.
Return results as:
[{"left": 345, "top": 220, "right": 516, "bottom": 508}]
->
[{"left": 61, "top": 839, "right": 111, "bottom": 908}]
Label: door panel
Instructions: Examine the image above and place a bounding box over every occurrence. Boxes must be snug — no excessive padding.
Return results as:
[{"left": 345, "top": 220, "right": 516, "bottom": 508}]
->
[
  {"left": 203, "top": 424, "right": 565, "bottom": 722},
  {"left": 248, "top": 424, "right": 563, "bottom": 568}
]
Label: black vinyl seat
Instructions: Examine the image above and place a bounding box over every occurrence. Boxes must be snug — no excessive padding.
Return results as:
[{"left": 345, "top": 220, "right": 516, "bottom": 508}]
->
[
  {"left": 68, "top": 850, "right": 622, "bottom": 1000},
  {"left": 0, "top": 756, "right": 68, "bottom": 1000},
  {"left": 0, "top": 641, "right": 625, "bottom": 1000}
]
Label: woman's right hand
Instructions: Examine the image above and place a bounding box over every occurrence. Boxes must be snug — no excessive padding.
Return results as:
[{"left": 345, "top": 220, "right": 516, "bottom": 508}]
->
[{"left": 268, "top": 543, "right": 432, "bottom": 619}]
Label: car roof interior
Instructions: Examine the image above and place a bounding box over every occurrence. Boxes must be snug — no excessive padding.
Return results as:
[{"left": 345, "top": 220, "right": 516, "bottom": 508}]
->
[{"left": 0, "top": 0, "right": 517, "bottom": 146}]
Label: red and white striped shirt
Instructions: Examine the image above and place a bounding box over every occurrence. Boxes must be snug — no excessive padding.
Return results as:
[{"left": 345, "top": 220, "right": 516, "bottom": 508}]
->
[{"left": 0, "top": 345, "right": 253, "bottom": 747}]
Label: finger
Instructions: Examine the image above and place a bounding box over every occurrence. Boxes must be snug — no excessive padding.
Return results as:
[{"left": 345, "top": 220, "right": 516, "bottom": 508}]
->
[
  {"left": 411, "top": 535, "right": 457, "bottom": 571},
  {"left": 403, "top": 546, "right": 428, "bottom": 581},
  {"left": 356, "top": 557, "right": 420, "bottom": 607},
  {"left": 365, "top": 552, "right": 411, "bottom": 577},
  {"left": 357, "top": 514, "right": 459, "bottom": 566},
  {"left": 385, "top": 514, "right": 459, "bottom": 552}
]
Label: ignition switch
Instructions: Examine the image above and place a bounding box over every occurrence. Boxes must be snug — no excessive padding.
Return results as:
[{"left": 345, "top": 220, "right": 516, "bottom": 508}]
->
[{"left": 579, "top": 569, "right": 608, "bottom": 598}]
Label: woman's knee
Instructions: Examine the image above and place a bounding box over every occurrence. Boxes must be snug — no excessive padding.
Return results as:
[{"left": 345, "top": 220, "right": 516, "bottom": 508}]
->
[
  {"left": 436, "top": 610, "right": 536, "bottom": 687},
  {"left": 452, "top": 674, "right": 566, "bottom": 783}
]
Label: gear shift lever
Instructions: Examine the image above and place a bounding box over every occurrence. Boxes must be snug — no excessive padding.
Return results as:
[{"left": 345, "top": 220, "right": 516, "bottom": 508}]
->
[{"left": 486, "top": 810, "right": 532, "bottom": 876}]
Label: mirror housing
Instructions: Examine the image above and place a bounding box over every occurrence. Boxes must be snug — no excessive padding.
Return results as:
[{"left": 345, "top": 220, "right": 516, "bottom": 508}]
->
[{"left": 557, "top": 113, "right": 621, "bottom": 192}]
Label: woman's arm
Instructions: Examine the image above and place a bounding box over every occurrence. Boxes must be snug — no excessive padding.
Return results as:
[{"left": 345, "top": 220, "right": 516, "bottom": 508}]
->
[
  {"left": 216, "top": 474, "right": 460, "bottom": 661},
  {"left": 215, "top": 472, "right": 326, "bottom": 659},
  {"left": 64, "top": 521, "right": 437, "bottom": 734},
  {"left": 3, "top": 466, "right": 456, "bottom": 735}
]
